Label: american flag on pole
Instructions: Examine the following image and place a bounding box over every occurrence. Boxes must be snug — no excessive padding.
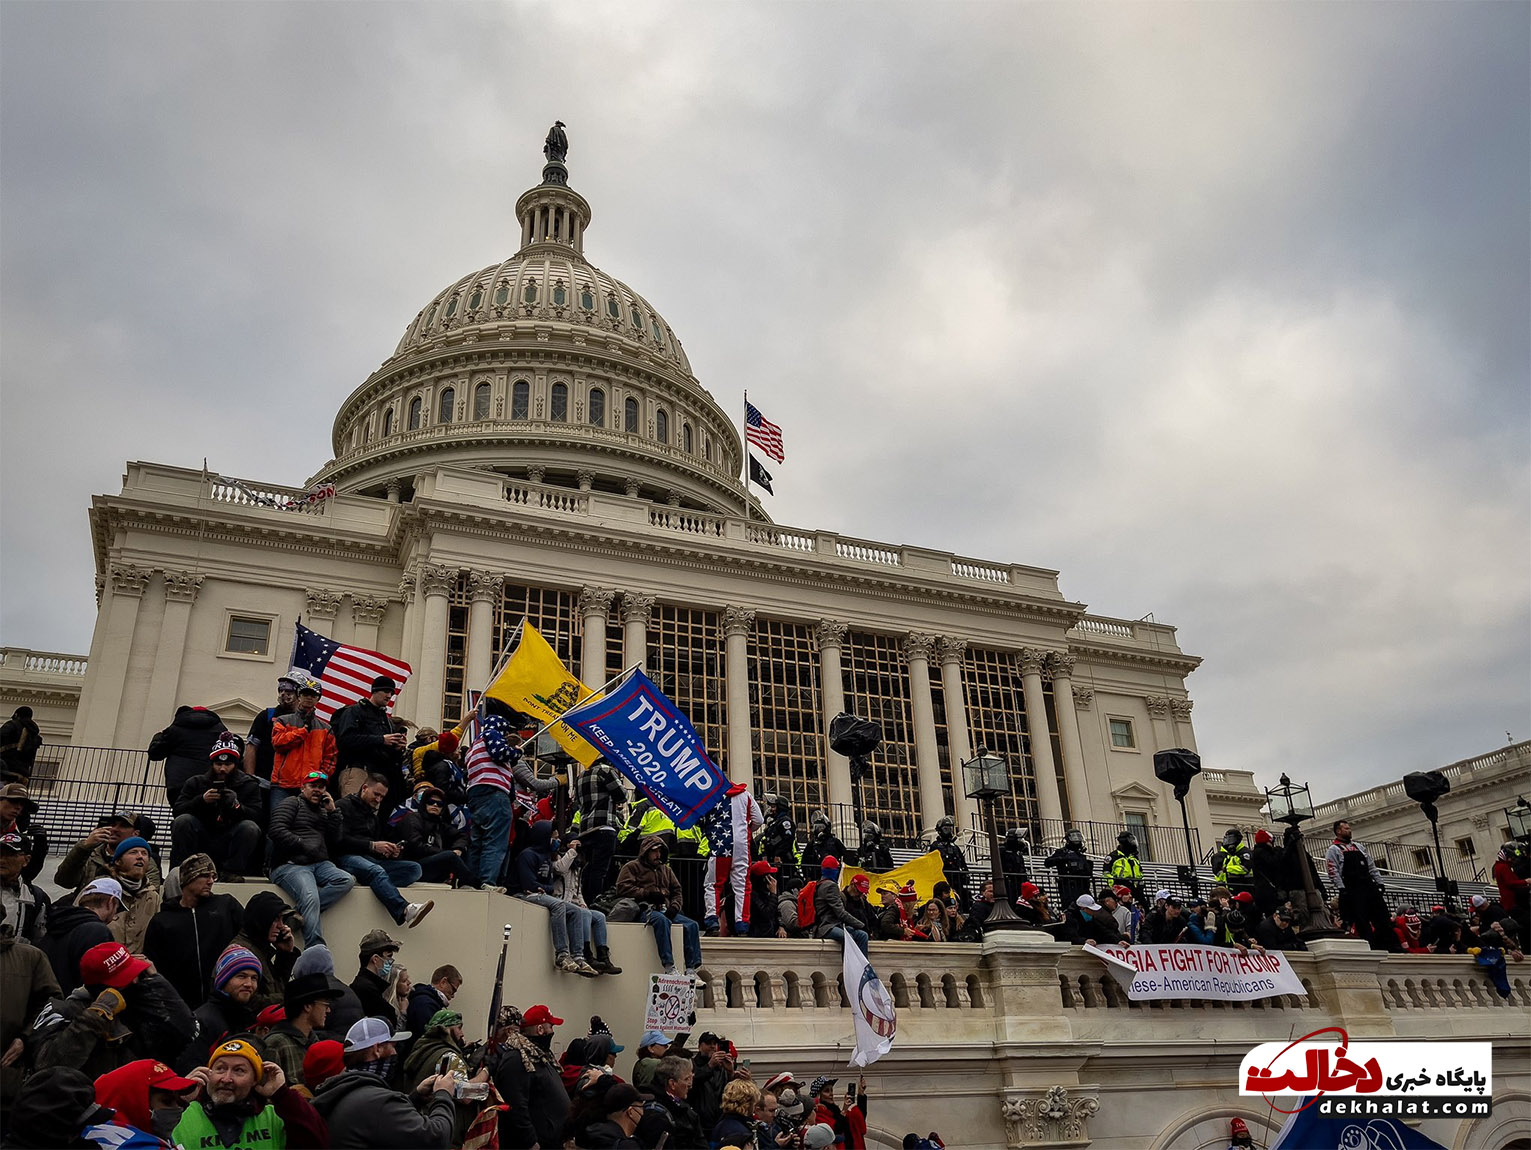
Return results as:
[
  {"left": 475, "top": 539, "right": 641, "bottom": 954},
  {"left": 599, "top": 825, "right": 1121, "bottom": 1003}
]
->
[
  {"left": 745, "top": 401, "right": 785, "bottom": 463},
  {"left": 289, "top": 622, "right": 412, "bottom": 724}
]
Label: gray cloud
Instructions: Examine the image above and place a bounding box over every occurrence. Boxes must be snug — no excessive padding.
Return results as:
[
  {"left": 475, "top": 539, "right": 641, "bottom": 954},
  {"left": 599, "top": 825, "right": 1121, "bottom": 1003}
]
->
[{"left": 3, "top": 3, "right": 1526, "bottom": 799}]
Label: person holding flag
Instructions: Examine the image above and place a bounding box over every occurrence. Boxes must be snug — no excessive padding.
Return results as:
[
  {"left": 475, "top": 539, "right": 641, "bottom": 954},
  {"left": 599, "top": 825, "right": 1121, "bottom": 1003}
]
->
[{"left": 699, "top": 782, "right": 763, "bottom": 936}]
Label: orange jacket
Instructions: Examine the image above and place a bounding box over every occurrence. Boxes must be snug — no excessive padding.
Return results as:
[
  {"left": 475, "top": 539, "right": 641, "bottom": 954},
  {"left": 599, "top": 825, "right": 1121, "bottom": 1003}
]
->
[{"left": 270, "top": 714, "right": 337, "bottom": 789}]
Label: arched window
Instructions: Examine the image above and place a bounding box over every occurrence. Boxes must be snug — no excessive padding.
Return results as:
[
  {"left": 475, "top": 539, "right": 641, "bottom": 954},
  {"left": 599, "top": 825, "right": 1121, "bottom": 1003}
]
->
[
  {"left": 364, "top": 422, "right": 372, "bottom": 444},
  {"left": 682, "top": 422, "right": 693, "bottom": 453},
  {"left": 588, "top": 388, "right": 606, "bottom": 427},
  {"left": 550, "top": 382, "right": 568, "bottom": 422},
  {"left": 524, "top": 280, "right": 539, "bottom": 304},
  {"left": 408, "top": 397, "right": 423, "bottom": 430},
  {"left": 494, "top": 282, "right": 509, "bottom": 306},
  {"left": 444, "top": 295, "right": 459, "bottom": 319},
  {"left": 437, "top": 387, "right": 455, "bottom": 424},
  {"left": 511, "top": 381, "right": 530, "bottom": 420},
  {"left": 624, "top": 397, "right": 639, "bottom": 433},
  {"left": 474, "top": 382, "right": 491, "bottom": 419},
  {"left": 607, "top": 295, "right": 620, "bottom": 319},
  {"left": 553, "top": 283, "right": 567, "bottom": 307},
  {"left": 704, "top": 435, "right": 712, "bottom": 462},
  {"left": 468, "top": 287, "right": 483, "bottom": 311},
  {"left": 631, "top": 306, "right": 643, "bottom": 329},
  {"left": 580, "top": 288, "right": 595, "bottom": 311},
  {"left": 425, "top": 303, "right": 438, "bottom": 327},
  {"left": 655, "top": 408, "right": 669, "bottom": 444},
  {"left": 652, "top": 319, "right": 664, "bottom": 345},
  {"left": 383, "top": 408, "right": 394, "bottom": 437}
]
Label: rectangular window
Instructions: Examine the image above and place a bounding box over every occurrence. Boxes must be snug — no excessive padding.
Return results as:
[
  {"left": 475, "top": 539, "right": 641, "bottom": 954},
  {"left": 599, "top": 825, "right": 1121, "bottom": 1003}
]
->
[
  {"left": 225, "top": 615, "right": 272, "bottom": 656},
  {"left": 1124, "top": 811, "right": 1151, "bottom": 861},
  {"left": 1455, "top": 836, "right": 1476, "bottom": 859},
  {"left": 1412, "top": 847, "right": 1434, "bottom": 870},
  {"left": 1108, "top": 717, "right": 1136, "bottom": 749}
]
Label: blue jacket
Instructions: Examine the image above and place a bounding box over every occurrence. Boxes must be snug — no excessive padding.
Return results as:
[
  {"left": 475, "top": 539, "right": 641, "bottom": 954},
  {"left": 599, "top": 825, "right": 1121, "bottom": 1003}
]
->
[
  {"left": 513, "top": 820, "right": 558, "bottom": 895},
  {"left": 1182, "top": 912, "right": 1215, "bottom": 945}
]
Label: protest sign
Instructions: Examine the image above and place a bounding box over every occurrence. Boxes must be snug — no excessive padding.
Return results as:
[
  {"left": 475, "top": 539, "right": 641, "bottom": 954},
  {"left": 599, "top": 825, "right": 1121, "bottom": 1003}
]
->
[
  {"left": 559, "top": 668, "right": 730, "bottom": 828},
  {"left": 643, "top": 972, "right": 697, "bottom": 1034},
  {"left": 1084, "top": 941, "right": 1306, "bottom": 1002}
]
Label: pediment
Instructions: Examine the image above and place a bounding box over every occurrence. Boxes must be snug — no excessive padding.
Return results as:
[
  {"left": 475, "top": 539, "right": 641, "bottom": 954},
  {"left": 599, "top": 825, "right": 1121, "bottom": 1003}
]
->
[{"left": 1110, "top": 781, "right": 1161, "bottom": 803}]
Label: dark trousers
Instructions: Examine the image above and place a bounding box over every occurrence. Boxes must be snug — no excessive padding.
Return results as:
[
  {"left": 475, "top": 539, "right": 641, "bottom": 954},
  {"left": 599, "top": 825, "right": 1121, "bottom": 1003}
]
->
[
  {"left": 580, "top": 827, "right": 618, "bottom": 905},
  {"left": 416, "top": 849, "right": 481, "bottom": 888},
  {"left": 171, "top": 814, "right": 262, "bottom": 875}
]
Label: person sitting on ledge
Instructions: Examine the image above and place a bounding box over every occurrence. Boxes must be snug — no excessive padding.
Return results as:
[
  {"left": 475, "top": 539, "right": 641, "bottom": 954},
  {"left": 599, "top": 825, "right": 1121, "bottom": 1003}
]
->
[{"left": 615, "top": 834, "right": 703, "bottom": 977}]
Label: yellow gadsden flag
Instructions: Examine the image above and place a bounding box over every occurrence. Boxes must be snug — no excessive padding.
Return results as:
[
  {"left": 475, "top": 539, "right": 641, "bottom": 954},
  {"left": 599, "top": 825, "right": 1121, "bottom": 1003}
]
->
[
  {"left": 838, "top": 849, "right": 949, "bottom": 903},
  {"left": 479, "top": 622, "right": 603, "bottom": 767}
]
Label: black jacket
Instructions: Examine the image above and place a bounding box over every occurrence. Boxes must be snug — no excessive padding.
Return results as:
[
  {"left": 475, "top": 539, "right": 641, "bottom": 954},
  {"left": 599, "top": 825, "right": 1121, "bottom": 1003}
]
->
[
  {"left": 173, "top": 769, "right": 262, "bottom": 832},
  {"left": 856, "top": 841, "right": 893, "bottom": 872},
  {"left": 747, "top": 876, "right": 780, "bottom": 937},
  {"left": 31, "top": 973, "right": 197, "bottom": 1080},
  {"left": 1060, "top": 907, "right": 1123, "bottom": 945},
  {"left": 311, "top": 1069, "right": 456, "bottom": 1149},
  {"left": 0, "top": 713, "right": 42, "bottom": 777},
  {"left": 395, "top": 809, "right": 468, "bottom": 860},
  {"left": 351, "top": 966, "right": 399, "bottom": 1031},
  {"left": 269, "top": 792, "right": 344, "bottom": 867},
  {"left": 36, "top": 903, "right": 114, "bottom": 994},
  {"left": 336, "top": 795, "right": 394, "bottom": 859},
  {"left": 1254, "top": 915, "right": 1301, "bottom": 951},
  {"left": 1044, "top": 846, "right": 1094, "bottom": 905},
  {"left": 802, "top": 830, "right": 846, "bottom": 874},
  {"left": 142, "top": 892, "right": 244, "bottom": 1008},
  {"left": 148, "top": 708, "right": 226, "bottom": 796},
  {"left": 492, "top": 1043, "right": 570, "bottom": 1150},
  {"left": 403, "top": 982, "right": 450, "bottom": 1037},
  {"left": 177, "top": 990, "right": 258, "bottom": 1073},
  {"left": 636, "top": 1091, "right": 705, "bottom": 1150},
  {"left": 331, "top": 701, "right": 404, "bottom": 777},
  {"left": 584, "top": 1118, "right": 641, "bottom": 1148},
  {"left": 512, "top": 820, "right": 557, "bottom": 895},
  {"left": 1141, "top": 908, "right": 1187, "bottom": 945}
]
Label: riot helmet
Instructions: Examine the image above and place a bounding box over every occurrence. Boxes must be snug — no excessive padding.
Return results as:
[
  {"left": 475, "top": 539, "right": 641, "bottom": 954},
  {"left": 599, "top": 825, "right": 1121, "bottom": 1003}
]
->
[
  {"left": 1222, "top": 827, "right": 1243, "bottom": 850},
  {"left": 1117, "top": 830, "right": 1138, "bottom": 854},
  {"left": 1003, "top": 828, "right": 1028, "bottom": 852},
  {"left": 861, "top": 821, "right": 883, "bottom": 844},
  {"left": 810, "top": 811, "right": 831, "bottom": 833},
  {"left": 935, "top": 816, "right": 957, "bottom": 842},
  {"left": 1064, "top": 828, "right": 1084, "bottom": 850}
]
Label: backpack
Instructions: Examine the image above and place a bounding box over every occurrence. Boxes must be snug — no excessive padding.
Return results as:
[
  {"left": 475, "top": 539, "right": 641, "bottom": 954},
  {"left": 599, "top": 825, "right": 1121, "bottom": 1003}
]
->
[{"left": 797, "top": 880, "right": 818, "bottom": 928}]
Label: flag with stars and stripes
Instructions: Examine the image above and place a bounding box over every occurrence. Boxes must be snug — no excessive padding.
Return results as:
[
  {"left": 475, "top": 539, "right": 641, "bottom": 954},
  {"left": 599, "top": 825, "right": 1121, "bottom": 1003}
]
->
[
  {"left": 289, "top": 622, "right": 412, "bottom": 723},
  {"left": 745, "top": 401, "right": 785, "bottom": 463}
]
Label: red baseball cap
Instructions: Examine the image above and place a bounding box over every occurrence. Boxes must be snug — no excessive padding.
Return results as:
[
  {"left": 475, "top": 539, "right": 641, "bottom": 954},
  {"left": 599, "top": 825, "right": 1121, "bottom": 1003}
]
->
[
  {"left": 820, "top": 856, "right": 840, "bottom": 870},
  {"left": 523, "top": 1004, "right": 563, "bottom": 1027},
  {"left": 850, "top": 874, "right": 871, "bottom": 892},
  {"left": 80, "top": 942, "right": 150, "bottom": 989},
  {"left": 1229, "top": 1118, "right": 1250, "bottom": 1136},
  {"left": 1234, "top": 891, "right": 1255, "bottom": 904},
  {"left": 748, "top": 860, "right": 778, "bottom": 877}
]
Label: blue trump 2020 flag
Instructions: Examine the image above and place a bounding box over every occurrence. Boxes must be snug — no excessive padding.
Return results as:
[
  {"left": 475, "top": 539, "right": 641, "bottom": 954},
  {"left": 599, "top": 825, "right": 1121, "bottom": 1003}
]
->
[
  {"left": 1271, "top": 1101, "right": 1448, "bottom": 1149},
  {"left": 559, "top": 668, "right": 730, "bottom": 828}
]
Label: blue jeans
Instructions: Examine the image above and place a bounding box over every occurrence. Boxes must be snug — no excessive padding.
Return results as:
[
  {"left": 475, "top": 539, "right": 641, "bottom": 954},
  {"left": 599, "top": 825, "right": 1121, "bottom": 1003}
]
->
[
  {"left": 644, "top": 909, "right": 702, "bottom": 970},
  {"left": 825, "top": 925, "right": 870, "bottom": 954},
  {"left": 518, "top": 892, "right": 589, "bottom": 956},
  {"left": 467, "top": 786, "right": 513, "bottom": 885},
  {"left": 271, "top": 860, "right": 356, "bottom": 946},
  {"left": 338, "top": 855, "right": 422, "bottom": 923}
]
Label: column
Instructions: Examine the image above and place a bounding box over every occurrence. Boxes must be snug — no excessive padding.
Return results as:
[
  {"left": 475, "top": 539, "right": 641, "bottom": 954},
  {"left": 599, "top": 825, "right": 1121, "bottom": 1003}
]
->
[
  {"left": 1016, "top": 648, "right": 1065, "bottom": 830},
  {"left": 817, "top": 620, "right": 852, "bottom": 813},
  {"left": 621, "top": 593, "right": 654, "bottom": 673},
  {"left": 578, "top": 586, "right": 616, "bottom": 688},
  {"left": 1046, "top": 653, "right": 1092, "bottom": 823},
  {"left": 395, "top": 572, "right": 422, "bottom": 714},
  {"left": 723, "top": 607, "right": 756, "bottom": 787},
  {"left": 903, "top": 633, "right": 946, "bottom": 832},
  {"left": 304, "top": 589, "right": 343, "bottom": 637},
  {"left": 413, "top": 565, "right": 456, "bottom": 730},
  {"left": 465, "top": 571, "right": 503, "bottom": 692},
  {"left": 138, "top": 571, "right": 203, "bottom": 746},
  {"left": 350, "top": 595, "right": 389, "bottom": 650},
  {"left": 937, "top": 638, "right": 978, "bottom": 833},
  {"left": 73, "top": 564, "right": 151, "bottom": 746}
]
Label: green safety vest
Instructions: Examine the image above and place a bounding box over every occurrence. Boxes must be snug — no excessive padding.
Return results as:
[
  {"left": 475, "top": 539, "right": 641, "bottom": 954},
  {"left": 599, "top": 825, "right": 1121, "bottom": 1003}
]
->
[
  {"left": 1216, "top": 847, "right": 1251, "bottom": 882},
  {"left": 173, "top": 1100, "right": 286, "bottom": 1150},
  {"left": 1107, "top": 853, "right": 1142, "bottom": 883}
]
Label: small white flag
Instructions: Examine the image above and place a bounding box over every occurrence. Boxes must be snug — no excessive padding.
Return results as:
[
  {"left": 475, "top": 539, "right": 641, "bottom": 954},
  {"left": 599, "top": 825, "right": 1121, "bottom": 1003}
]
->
[{"left": 841, "top": 933, "right": 896, "bottom": 1068}]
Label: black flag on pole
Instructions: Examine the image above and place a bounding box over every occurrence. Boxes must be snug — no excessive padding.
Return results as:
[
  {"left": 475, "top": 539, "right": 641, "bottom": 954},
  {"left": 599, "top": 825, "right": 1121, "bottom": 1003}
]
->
[{"left": 748, "top": 454, "right": 774, "bottom": 494}]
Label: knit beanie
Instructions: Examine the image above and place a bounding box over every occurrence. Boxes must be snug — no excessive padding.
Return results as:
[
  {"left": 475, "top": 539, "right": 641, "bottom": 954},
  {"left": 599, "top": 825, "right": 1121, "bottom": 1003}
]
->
[
  {"left": 212, "top": 946, "right": 262, "bottom": 991},
  {"left": 112, "top": 836, "right": 150, "bottom": 861},
  {"left": 427, "top": 1009, "right": 464, "bottom": 1031},
  {"left": 291, "top": 943, "right": 336, "bottom": 978},
  {"left": 304, "top": 1040, "right": 346, "bottom": 1090}
]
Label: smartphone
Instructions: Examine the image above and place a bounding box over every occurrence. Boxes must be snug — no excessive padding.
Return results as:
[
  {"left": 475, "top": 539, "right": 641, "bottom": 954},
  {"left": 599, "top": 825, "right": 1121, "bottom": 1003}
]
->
[
  {"left": 437, "top": 1054, "right": 452, "bottom": 1076},
  {"left": 741, "top": 1058, "right": 751, "bottom": 1069}
]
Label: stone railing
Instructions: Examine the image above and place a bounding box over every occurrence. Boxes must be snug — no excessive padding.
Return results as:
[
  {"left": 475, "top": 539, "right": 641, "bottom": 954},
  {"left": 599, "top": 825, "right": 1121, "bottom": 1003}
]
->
[
  {"left": 1, "top": 648, "right": 88, "bottom": 676},
  {"left": 1311, "top": 740, "right": 1531, "bottom": 821}
]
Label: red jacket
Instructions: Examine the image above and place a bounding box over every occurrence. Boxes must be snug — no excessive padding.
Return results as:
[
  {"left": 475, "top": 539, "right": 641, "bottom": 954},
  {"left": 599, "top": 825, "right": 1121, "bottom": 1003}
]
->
[
  {"left": 815, "top": 1092, "right": 868, "bottom": 1150},
  {"left": 1493, "top": 850, "right": 1528, "bottom": 913}
]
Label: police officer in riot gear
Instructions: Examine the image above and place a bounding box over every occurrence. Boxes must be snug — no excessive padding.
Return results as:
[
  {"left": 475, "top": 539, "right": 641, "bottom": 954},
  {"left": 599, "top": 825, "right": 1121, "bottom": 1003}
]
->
[
  {"left": 857, "top": 820, "right": 894, "bottom": 872},
  {"left": 999, "top": 828, "right": 1031, "bottom": 903},
  {"left": 802, "top": 811, "right": 845, "bottom": 874},
  {"left": 1214, "top": 827, "right": 1254, "bottom": 897},
  {"left": 932, "top": 815, "right": 972, "bottom": 910},
  {"left": 758, "top": 792, "right": 801, "bottom": 890},
  {"left": 1045, "top": 828, "right": 1093, "bottom": 908},
  {"left": 1104, "top": 830, "right": 1144, "bottom": 899}
]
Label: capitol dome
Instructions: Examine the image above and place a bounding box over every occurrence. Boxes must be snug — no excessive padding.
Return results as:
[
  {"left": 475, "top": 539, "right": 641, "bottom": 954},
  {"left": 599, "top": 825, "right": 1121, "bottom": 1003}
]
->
[{"left": 312, "top": 135, "right": 749, "bottom": 517}]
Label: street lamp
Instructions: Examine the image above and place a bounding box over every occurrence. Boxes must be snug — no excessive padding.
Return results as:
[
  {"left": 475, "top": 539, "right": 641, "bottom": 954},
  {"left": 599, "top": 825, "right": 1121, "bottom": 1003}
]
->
[
  {"left": 829, "top": 712, "right": 882, "bottom": 833},
  {"left": 1506, "top": 796, "right": 1531, "bottom": 843},
  {"left": 962, "top": 747, "right": 1023, "bottom": 930},
  {"left": 1264, "top": 773, "right": 1338, "bottom": 937},
  {"left": 1153, "top": 749, "right": 1203, "bottom": 899},
  {"left": 1404, "top": 770, "right": 1458, "bottom": 911}
]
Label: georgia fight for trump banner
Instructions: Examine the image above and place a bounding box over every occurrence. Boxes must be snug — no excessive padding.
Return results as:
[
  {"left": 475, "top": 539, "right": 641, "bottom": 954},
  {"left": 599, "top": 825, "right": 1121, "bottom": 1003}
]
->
[{"left": 558, "top": 667, "right": 730, "bottom": 828}]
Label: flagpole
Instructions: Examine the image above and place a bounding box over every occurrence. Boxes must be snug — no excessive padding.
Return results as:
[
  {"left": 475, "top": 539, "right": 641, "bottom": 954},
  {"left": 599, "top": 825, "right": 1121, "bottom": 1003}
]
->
[
  {"left": 742, "top": 389, "right": 752, "bottom": 522},
  {"left": 518, "top": 663, "right": 641, "bottom": 747}
]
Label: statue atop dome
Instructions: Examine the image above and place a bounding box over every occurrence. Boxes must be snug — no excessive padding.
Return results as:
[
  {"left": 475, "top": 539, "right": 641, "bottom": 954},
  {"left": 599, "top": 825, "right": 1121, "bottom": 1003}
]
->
[{"left": 544, "top": 120, "right": 568, "bottom": 164}]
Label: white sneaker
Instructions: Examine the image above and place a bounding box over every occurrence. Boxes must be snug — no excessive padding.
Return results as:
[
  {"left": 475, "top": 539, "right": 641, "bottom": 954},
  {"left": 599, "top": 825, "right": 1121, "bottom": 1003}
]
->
[
  {"left": 685, "top": 965, "right": 703, "bottom": 983},
  {"left": 404, "top": 900, "right": 435, "bottom": 928},
  {"left": 663, "top": 963, "right": 678, "bottom": 976}
]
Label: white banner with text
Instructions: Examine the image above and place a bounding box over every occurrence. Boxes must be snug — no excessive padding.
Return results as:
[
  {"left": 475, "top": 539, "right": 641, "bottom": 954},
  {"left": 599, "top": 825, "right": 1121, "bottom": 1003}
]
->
[{"left": 1084, "top": 941, "right": 1306, "bottom": 1001}]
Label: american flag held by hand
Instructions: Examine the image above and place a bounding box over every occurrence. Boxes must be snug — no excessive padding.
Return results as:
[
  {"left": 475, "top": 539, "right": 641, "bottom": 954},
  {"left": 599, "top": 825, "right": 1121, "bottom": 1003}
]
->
[
  {"left": 745, "top": 401, "right": 785, "bottom": 463},
  {"left": 290, "top": 622, "right": 412, "bottom": 723}
]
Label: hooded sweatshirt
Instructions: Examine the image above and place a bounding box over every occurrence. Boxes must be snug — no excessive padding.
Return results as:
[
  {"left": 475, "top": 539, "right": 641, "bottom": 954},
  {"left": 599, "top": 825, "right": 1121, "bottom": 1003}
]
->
[
  {"left": 36, "top": 902, "right": 114, "bottom": 994},
  {"left": 230, "top": 892, "right": 299, "bottom": 1010},
  {"left": 291, "top": 944, "right": 365, "bottom": 1039},
  {"left": 512, "top": 819, "right": 559, "bottom": 896},
  {"left": 147, "top": 708, "right": 226, "bottom": 797},
  {"left": 614, "top": 835, "right": 684, "bottom": 913}
]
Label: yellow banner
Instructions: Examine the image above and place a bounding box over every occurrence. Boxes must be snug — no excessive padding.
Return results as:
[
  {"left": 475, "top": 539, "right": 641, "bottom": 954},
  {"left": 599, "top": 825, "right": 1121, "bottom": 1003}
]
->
[
  {"left": 479, "top": 622, "right": 602, "bottom": 767},
  {"left": 838, "top": 849, "right": 949, "bottom": 903}
]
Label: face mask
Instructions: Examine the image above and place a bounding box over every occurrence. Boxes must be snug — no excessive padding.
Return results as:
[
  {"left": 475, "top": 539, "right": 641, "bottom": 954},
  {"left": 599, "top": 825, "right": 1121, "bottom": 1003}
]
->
[
  {"left": 380, "top": 959, "right": 394, "bottom": 979},
  {"left": 364, "top": 1055, "right": 395, "bottom": 1080},
  {"left": 529, "top": 1032, "right": 553, "bottom": 1050},
  {"left": 151, "top": 1108, "right": 182, "bottom": 1138}
]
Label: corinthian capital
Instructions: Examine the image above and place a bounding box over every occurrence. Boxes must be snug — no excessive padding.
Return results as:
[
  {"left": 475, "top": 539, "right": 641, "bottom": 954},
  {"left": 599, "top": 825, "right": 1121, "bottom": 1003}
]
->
[
  {"left": 109, "top": 564, "right": 152, "bottom": 597},
  {"left": 578, "top": 586, "right": 616, "bottom": 617},
  {"left": 901, "top": 633, "right": 937, "bottom": 663},
  {"left": 816, "top": 620, "right": 849, "bottom": 650},
  {"left": 351, "top": 595, "right": 389, "bottom": 625},
  {"left": 397, "top": 571, "right": 417, "bottom": 600},
  {"left": 1169, "top": 698, "right": 1193, "bottom": 720},
  {"left": 467, "top": 571, "right": 504, "bottom": 604},
  {"left": 1144, "top": 695, "right": 1171, "bottom": 717},
  {"left": 1045, "top": 652, "right": 1077, "bottom": 680},
  {"left": 936, "top": 637, "right": 967, "bottom": 664},
  {"left": 305, "top": 588, "right": 344, "bottom": 619},
  {"left": 723, "top": 606, "right": 757, "bottom": 638},
  {"left": 419, "top": 565, "right": 457, "bottom": 597},
  {"left": 161, "top": 570, "right": 204, "bottom": 603},
  {"left": 1071, "top": 685, "right": 1094, "bottom": 711},
  {"left": 621, "top": 592, "right": 656, "bottom": 625},
  {"left": 1016, "top": 647, "right": 1050, "bottom": 676}
]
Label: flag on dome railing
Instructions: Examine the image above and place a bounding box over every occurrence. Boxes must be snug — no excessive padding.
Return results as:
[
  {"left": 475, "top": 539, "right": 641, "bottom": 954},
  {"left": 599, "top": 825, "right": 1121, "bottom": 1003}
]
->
[
  {"left": 289, "top": 622, "right": 412, "bottom": 723},
  {"left": 745, "top": 400, "right": 785, "bottom": 463},
  {"left": 748, "top": 455, "right": 774, "bottom": 494}
]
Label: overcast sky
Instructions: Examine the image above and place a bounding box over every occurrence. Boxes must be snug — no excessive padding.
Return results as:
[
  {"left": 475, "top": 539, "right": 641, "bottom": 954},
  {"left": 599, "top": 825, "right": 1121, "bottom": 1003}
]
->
[{"left": 2, "top": 3, "right": 1526, "bottom": 800}]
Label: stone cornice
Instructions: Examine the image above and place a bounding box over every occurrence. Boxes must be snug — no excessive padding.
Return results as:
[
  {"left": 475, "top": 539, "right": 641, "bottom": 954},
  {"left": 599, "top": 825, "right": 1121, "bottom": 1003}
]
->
[{"left": 1065, "top": 639, "right": 1203, "bottom": 677}]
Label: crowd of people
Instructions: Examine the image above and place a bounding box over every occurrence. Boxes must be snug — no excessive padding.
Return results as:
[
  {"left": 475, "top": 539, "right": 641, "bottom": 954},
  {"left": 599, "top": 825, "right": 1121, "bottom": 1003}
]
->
[{"left": 1, "top": 686, "right": 1527, "bottom": 1146}]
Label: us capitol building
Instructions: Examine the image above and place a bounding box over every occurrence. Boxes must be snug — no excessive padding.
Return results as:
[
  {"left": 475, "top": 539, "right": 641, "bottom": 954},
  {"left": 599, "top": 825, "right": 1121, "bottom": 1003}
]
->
[{"left": 4, "top": 131, "right": 1527, "bottom": 1149}]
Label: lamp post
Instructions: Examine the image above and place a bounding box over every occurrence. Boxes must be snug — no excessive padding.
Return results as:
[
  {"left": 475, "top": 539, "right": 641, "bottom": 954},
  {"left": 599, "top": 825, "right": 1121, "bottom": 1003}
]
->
[
  {"left": 1506, "top": 796, "right": 1531, "bottom": 843},
  {"left": 1153, "top": 749, "right": 1203, "bottom": 899},
  {"left": 1404, "top": 770, "right": 1458, "bottom": 912},
  {"left": 1264, "top": 773, "right": 1338, "bottom": 937},
  {"left": 962, "top": 747, "right": 1024, "bottom": 930}
]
